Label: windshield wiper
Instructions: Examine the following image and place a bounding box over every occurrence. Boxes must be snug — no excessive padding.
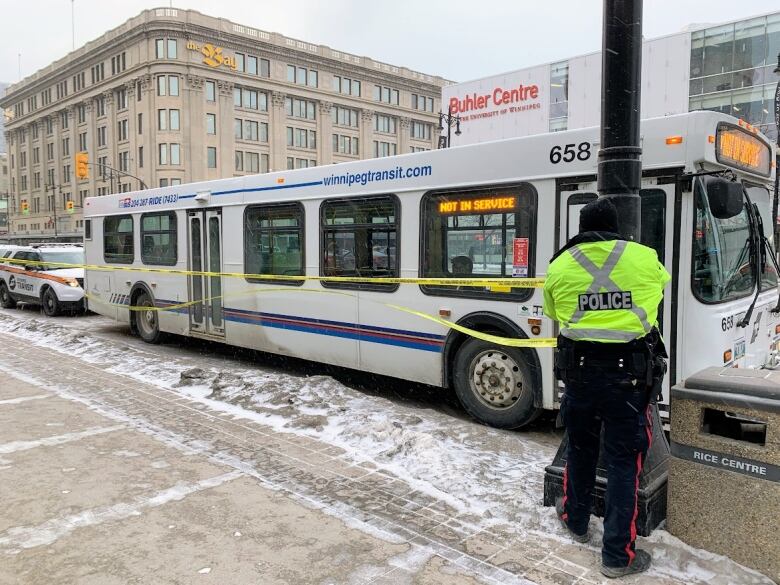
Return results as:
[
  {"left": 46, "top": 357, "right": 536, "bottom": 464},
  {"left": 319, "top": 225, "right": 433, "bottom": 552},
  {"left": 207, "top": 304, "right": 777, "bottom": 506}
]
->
[{"left": 737, "top": 191, "right": 764, "bottom": 328}]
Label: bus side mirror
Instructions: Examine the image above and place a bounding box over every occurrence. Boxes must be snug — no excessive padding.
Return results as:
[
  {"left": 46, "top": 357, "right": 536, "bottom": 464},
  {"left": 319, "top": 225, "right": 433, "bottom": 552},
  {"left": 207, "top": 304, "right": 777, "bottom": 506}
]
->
[{"left": 707, "top": 179, "right": 744, "bottom": 219}]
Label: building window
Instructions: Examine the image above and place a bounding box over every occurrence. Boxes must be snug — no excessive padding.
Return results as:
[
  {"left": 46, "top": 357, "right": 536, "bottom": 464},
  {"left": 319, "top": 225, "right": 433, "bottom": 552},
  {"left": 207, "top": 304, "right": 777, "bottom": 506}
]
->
[
  {"left": 168, "top": 39, "right": 177, "bottom": 59},
  {"left": 374, "top": 114, "right": 397, "bottom": 134},
  {"left": 206, "top": 80, "right": 216, "bottom": 102},
  {"left": 207, "top": 146, "right": 217, "bottom": 168},
  {"left": 117, "top": 119, "right": 129, "bottom": 142},
  {"left": 332, "top": 106, "right": 358, "bottom": 128},
  {"left": 373, "top": 85, "right": 399, "bottom": 105},
  {"left": 235, "top": 53, "right": 245, "bottom": 72},
  {"left": 78, "top": 132, "right": 88, "bottom": 151},
  {"left": 62, "top": 164, "right": 72, "bottom": 183},
  {"left": 245, "top": 204, "right": 305, "bottom": 282},
  {"left": 332, "top": 134, "right": 359, "bottom": 155},
  {"left": 412, "top": 94, "right": 435, "bottom": 112},
  {"left": 46, "top": 117, "right": 54, "bottom": 134},
  {"left": 138, "top": 146, "right": 144, "bottom": 168},
  {"left": 156, "top": 39, "right": 165, "bottom": 58},
  {"left": 170, "top": 144, "right": 180, "bottom": 165},
  {"left": 549, "top": 60, "right": 569, "bottom": 131},
  {"left": 286, "top": 127, "right": 316, "bottom": 149},
  {"left": 287, "top": 65, "right": 318, "bottom": 87},
  {"left": 116, "top": 87, "right": 127, "bottom": 110},
  {"left": 206, "top": 113, "right": 216, "bottom": 135},
  {"left": 159, "top": 143, "right": 168, "bottom": 165},
  {"left": 97, "top": 126, "right": 106, "bottom": 147},
  {"left": 157, "top": 75, "right": 179, "bottom": 97},
  {"left": 97, "top": 156, "right": 108, "bottom": 180},
  {"left": 286, "top": 157, "right": 316, "bottom": 169},
  {"left": 332, "top": 76, "right": 361, "bottom": 97},
  {"left": 95, "top": 96, "right": 105, "bottom": 117},
  {"left": 157, "top": 109, "right": 180, "bottom": 131},
  {"left": 62, "top": 137, "right": 70, "bottom": 156},
  {"left": 321, "top": 196, "right": 398, "bottom": 289},
  {"left": 104, "top": 215, "right": 134, "bottom": 264},
  {"left": 233, "top": 87, "right": 267, "bottom": 111},
  {"left": 285, "top": 97, "right": 316, "bottom": 120},
  {"left": 77, "top": 104, "right": 86, "bottom": 124},
  {"left": 141, "top": 212, "right": 177, "bottom": 266},
  {"left": 110, "top": 52, "right": 127, "bottom": 75},
  {"left": 410, "top": 121, "right": 432, "bottom": 140},
  {"left": 47, "top": 142, "right": 55, "bottom": 160},
  {"left": 373, "top": 141, "right": 397, "bottom": 158},
  {"left": 138, "top": 113, "right": 143, "bottom": 133},
  {"left": 33, "top": 147, "right": 40, "bottom": 164},
  {"left": 247, "top": 152, "right": 260, "bottom": 173},
  {"left": 61, "top": 111, "right": 69, "bottom": 129},
  {"left": 235, "top": 151, "right": 243, "bottom": 171},
  {"left": 91, "top": 63, "right": 105, "bottom": 84},
  {"left": 118, "top": 151, "right": 129, "bottom": 172}
]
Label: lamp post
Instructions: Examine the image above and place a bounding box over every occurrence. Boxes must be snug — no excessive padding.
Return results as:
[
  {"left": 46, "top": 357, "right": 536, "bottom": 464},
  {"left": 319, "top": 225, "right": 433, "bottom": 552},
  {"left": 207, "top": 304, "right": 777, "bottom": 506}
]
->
[
  {"left": 438, "top": 106, "right": 462, "bottom": 148},
  {"left": 44, "top": 183, "right": 60, "bottom": 242}
]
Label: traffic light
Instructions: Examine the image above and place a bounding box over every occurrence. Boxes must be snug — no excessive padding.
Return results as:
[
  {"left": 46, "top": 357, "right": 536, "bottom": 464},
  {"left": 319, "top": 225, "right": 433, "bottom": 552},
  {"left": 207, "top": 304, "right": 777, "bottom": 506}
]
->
[
  {"left": 66, "top": 200, "right": 74, "bottom": 214},
  {"left": 21, "top": 201, "right": 29, "bottom": 215},
  {"left": 75, "top": 152, "right": 89, "bottom": 180}
]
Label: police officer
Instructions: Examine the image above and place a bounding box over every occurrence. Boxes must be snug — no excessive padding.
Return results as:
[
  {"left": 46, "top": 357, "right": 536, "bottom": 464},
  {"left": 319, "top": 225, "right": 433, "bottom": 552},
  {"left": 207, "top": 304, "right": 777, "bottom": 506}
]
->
[{"left": 543, "top": 197, "right": 670, "bottom": 578}]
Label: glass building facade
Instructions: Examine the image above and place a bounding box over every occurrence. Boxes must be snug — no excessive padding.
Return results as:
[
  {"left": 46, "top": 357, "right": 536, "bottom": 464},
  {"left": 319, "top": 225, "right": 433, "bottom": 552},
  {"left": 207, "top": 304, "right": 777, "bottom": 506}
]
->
[{"left": 689, "top": 14, "right": 780, "bottom": 141}]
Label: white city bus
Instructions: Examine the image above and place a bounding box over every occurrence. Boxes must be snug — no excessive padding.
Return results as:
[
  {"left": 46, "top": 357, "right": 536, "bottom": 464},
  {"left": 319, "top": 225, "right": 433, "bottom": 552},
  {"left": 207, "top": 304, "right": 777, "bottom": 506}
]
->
[{"left": 83, "top": 111, "right": 778, "bottom": 429}]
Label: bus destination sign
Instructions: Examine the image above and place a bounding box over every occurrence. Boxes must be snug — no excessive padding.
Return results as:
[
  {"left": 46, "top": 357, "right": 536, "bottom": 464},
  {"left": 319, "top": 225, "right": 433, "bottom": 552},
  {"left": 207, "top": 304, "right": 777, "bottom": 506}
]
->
[
  {"left": 715, "top": 125, "right": 771, "bottom": 177},
  {"left": 439, "top": 196, "right": 516, "bottom": 214}
]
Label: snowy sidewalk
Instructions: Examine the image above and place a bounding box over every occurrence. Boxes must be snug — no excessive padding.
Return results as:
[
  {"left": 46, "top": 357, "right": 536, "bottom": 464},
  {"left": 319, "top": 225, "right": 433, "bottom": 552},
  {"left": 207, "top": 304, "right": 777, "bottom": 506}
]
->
[{"left": 0, "top": 312, "right": 774, "bottom": 584}]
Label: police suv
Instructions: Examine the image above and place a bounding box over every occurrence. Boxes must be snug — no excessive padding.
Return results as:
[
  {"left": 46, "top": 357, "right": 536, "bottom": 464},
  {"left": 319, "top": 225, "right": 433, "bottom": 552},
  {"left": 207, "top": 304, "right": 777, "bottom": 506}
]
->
[{"left": 0, "top": 244, "right": 86, "bottom": 316}]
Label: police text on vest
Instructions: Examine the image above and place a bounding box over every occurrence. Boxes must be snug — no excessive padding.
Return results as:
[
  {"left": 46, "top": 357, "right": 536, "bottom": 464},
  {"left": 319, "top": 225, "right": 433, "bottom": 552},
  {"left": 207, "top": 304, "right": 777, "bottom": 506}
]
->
[{"left": 578, "top": 291, "right": 633, "bottom": 311}]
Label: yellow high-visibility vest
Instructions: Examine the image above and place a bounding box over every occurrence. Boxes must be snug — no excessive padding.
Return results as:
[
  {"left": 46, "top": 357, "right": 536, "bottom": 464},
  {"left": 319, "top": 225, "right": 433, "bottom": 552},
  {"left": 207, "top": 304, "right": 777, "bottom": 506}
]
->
[{"left": 543, "top": 240, "right": 671, "bottom": 343}]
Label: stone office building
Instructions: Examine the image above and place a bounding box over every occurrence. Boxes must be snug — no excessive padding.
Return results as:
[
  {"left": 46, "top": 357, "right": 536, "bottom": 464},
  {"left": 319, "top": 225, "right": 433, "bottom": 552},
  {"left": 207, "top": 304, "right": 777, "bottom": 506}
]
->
[{"left": 0, "top": 7, "right": 447, "bottom": 242}]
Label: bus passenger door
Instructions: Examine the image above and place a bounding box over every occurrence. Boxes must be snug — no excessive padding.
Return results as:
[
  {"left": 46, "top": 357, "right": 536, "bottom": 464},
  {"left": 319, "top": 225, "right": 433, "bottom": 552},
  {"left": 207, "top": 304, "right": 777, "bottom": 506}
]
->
[
  {"left": 188, "top": 209, "right": 225, "bottom": 337},
  {"left": 557, "top": 180, "right": 676, "bottom": 401}
]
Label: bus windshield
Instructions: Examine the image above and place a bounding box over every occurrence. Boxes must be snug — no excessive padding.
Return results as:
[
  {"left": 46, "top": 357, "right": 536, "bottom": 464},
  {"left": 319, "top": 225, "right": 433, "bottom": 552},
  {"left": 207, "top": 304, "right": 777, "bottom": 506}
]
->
[
  {"left": 39, "top": 250, "right": 85, "bottom": 271},
  {"left": 692, "top": 178, "right": 753, "bottom": 303}
]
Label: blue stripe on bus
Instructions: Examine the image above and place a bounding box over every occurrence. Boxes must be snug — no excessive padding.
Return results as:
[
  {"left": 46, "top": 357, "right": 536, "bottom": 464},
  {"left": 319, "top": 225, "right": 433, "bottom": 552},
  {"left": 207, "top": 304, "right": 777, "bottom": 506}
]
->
[
  {"left": 151, "top": 300, "right": 443, "bottom": 352},
  {"left": 178, "top": 180, "right": 324, "bottom": 200}
]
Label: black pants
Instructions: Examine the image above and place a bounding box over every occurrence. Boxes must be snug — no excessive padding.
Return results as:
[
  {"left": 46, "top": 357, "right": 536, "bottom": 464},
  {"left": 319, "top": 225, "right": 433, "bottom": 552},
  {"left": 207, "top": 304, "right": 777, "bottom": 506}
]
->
[{"left": 559, "top": 367, "right": 652, "bottom": 568}]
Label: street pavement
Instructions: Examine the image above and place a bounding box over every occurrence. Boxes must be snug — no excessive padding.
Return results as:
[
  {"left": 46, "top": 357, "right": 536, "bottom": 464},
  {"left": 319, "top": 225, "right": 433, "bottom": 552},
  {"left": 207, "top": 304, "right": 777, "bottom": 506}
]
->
[{"left": 0, "top": 309, "right": 773, "bottom": 585}]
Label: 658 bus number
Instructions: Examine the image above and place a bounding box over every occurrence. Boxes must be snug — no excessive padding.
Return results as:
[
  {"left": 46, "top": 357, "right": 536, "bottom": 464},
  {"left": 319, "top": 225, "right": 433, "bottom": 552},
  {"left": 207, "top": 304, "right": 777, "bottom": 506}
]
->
[{"left": 550, "top": 142, "right": 591, "bottom": 164}]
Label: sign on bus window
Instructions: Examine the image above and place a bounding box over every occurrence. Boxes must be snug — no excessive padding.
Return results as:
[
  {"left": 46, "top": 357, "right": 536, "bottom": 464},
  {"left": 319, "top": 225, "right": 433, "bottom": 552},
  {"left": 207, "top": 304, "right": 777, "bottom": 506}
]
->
[{"left": 421, "top": 183, "right": 537, "bottom": 300}]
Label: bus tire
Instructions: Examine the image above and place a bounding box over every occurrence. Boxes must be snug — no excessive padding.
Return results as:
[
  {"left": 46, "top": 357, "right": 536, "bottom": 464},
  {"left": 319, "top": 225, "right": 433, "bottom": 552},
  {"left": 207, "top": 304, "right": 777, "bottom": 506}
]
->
[
  {"left": 453, "top": 338, "right": 541, "bottom": 429},
  {"left": 0, "top": 283, "right": 16, "bottom": 309},
  {"left": 133, "top": 290, "right": 162, "bottom": 344},
  {"left": 41, "top": 287, "right": 61, "bottom": 317}
]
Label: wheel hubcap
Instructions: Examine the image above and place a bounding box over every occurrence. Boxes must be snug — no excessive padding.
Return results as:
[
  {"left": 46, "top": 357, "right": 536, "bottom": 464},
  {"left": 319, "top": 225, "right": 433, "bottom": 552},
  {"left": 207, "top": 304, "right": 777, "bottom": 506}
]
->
[{"left": 470, "top": 350, "right": 525, "bottom": 409}]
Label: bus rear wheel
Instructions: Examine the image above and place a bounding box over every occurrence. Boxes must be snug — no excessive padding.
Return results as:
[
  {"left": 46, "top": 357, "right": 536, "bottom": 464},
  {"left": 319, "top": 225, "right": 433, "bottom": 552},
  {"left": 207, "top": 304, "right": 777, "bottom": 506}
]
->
[
  {"left": 134, "top": 291, "right": 162, "bottom": 344},
  {"left": 453, "top": 338, "right": 540, "bottom": 429}
]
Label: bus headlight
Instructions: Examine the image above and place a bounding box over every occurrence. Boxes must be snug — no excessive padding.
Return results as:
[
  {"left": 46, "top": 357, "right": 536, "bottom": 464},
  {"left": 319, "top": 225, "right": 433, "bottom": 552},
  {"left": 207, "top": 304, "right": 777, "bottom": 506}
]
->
[{"left": 66, "top": 279, "right": 79, "bottom": 287}]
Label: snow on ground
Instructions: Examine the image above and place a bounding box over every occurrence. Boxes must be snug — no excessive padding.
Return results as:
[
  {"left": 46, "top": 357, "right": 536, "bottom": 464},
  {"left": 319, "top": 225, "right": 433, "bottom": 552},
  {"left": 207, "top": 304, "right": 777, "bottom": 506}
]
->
[{"left": 0, "top": 310, "right": 773, "bottom": 584}]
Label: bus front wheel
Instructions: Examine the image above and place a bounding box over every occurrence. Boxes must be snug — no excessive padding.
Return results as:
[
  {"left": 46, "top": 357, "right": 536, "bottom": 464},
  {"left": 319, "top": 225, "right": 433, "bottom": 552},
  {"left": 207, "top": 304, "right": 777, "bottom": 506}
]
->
[{"left": 453, "top": 338, "right": 540, "bottom": 429}]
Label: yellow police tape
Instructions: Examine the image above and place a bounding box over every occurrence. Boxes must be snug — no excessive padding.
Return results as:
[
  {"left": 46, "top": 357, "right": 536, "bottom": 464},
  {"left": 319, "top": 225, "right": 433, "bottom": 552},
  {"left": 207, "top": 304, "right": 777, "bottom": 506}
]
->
[
  {"left": 0, "top": 257, "right": 545, "bottom": 289},
  {"left": 3, "top": 258, "right": 557, "bottom": 348}
]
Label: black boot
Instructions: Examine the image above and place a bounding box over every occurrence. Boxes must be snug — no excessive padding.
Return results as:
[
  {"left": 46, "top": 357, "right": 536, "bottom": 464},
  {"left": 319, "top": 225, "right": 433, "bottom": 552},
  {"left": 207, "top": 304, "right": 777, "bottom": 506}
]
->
[{"left": 600, "top": 549, "right": 651, "bottom": 578}]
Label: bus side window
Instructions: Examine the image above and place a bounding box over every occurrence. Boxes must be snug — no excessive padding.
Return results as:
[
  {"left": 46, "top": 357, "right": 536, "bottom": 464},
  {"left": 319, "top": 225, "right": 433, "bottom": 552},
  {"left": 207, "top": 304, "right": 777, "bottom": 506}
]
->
[
  {"left": 320, "top": 195, "right": 399, "bottom": 292},
  {"left": 640, "top": 189, "right": 666, "bottom": 263},
  {"left": 420, "top": 182, "right": 537, "bottom": 300},
  {"left": 244, "top": 203, "right": 305, "bottom": 285}
]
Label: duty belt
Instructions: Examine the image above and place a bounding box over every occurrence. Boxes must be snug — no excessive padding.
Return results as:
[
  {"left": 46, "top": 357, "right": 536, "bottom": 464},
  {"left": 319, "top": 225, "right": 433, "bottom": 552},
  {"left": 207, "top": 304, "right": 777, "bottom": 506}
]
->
[{"left": 561, "top": 241, "right": 652, "bottom": 342}]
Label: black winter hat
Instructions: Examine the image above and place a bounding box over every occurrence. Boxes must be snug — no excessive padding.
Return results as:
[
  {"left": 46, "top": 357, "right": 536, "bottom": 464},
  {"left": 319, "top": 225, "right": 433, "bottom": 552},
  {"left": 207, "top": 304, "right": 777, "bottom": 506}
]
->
[{"left": 579, "top": 197, "right": 619, "bottom": 233}]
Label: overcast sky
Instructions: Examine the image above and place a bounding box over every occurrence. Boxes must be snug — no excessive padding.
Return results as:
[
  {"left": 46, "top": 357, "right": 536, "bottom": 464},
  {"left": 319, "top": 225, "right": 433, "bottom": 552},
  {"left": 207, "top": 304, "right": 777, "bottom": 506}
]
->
[{"left": 2, "top": 0, "right": 779, "bottom": 84}]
